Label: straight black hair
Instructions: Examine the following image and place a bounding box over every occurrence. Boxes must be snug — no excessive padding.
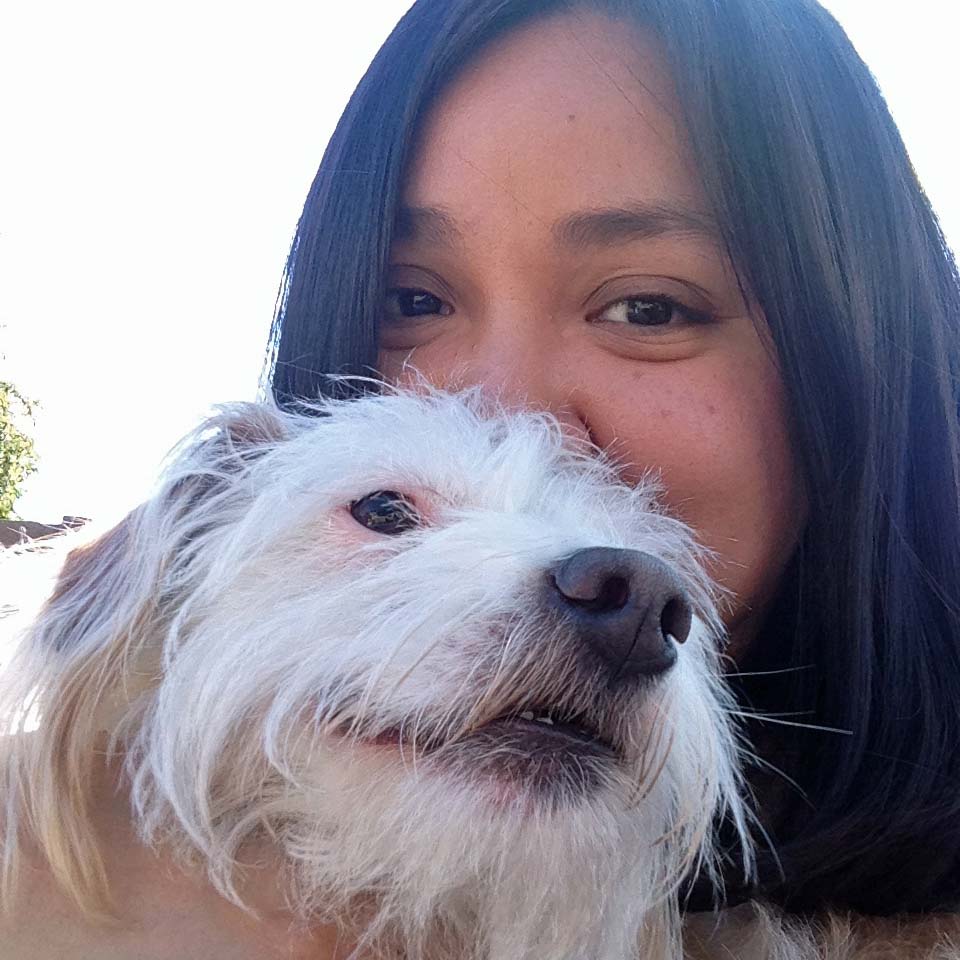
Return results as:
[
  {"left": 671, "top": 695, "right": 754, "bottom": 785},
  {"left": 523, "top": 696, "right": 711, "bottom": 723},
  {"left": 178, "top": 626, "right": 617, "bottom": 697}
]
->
[{"left": 265, "top": 0, "right": 960, "bottom": 916}]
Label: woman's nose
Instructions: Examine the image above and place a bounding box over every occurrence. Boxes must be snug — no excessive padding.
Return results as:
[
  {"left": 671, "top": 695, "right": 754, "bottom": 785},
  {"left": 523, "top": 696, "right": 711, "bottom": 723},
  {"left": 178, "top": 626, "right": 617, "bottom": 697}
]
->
[{"left": 438, "top": 323, "right": 592, "bottom": 445}]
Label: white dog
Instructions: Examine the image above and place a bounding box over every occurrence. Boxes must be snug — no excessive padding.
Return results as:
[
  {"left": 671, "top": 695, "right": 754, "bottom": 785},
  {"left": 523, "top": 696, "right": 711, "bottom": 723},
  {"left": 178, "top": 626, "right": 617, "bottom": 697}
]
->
[{"left": 1, "top": 388, "right": 753, "bottom": 959}]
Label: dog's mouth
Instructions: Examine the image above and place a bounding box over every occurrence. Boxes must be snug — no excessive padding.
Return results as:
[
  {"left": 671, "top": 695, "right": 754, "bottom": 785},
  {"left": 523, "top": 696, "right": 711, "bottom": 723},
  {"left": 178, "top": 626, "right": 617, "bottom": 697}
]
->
[
  {"left": 470, "top": 703, "right": 616, "bottom": 754},
  {"left": 354, "top": 701, "right": 621, "bottom": 800}
]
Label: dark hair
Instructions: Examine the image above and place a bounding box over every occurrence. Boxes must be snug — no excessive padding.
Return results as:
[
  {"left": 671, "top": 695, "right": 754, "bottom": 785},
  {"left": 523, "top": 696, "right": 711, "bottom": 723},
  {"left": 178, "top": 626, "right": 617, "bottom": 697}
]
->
[{"left": 265, "top": 0, "right": 960, "bottom": 916}]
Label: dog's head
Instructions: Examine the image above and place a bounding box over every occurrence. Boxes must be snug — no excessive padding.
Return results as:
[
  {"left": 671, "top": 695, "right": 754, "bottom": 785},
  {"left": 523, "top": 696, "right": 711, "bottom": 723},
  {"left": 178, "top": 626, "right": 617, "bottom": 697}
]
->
[{"left": 1, "top": 389, "right": 751, "bottom": 959}]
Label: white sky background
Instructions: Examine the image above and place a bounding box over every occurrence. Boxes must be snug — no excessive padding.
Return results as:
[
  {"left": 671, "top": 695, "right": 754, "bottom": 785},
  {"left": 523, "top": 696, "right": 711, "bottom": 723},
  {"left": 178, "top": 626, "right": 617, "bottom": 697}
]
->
[{"left": 0, "top": 0, "right": 957, "bottom": 525}]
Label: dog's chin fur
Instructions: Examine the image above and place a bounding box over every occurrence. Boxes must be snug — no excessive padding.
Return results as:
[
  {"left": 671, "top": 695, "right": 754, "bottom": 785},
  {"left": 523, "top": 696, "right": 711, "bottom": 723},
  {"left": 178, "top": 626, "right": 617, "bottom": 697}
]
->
[{"left": 0, "top": 388, "right": 753, "bottom": 960}]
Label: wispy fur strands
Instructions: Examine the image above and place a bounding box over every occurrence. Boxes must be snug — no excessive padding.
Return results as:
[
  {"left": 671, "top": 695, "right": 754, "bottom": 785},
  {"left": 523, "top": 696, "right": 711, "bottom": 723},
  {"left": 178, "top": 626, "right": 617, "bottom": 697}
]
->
[
  {"left": 264, "top": 0, "right": 960, "bottom": 914},
  {"left": 0, "top": 390, "right": 750, "bottom": 960}
]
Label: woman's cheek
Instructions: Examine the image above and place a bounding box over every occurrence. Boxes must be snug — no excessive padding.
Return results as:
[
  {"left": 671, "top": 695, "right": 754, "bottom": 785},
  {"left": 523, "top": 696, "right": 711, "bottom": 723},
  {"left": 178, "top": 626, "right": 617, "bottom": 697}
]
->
[{"left": 589, "top": 355, "right": 804, "bottom": 639}]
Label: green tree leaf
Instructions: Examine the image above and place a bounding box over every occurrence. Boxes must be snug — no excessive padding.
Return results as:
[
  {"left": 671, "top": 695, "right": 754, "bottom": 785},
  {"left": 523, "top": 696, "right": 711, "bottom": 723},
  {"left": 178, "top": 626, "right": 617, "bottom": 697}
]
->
[{"left": 0, "top": 380, "right": 38, "bottom": 520}]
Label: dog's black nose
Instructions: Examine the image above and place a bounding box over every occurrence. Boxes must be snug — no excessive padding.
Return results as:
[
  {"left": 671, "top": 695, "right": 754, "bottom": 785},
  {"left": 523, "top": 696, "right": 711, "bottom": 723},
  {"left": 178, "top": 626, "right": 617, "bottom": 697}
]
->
[{"left": 549, "top": 547, "right": 692, "bottom": 681}]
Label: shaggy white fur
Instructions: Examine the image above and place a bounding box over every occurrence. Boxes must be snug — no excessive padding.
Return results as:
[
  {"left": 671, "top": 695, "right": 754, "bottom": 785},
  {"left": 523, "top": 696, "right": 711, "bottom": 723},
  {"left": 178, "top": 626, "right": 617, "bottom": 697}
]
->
[{"left": 0, "top": 388, "right": 755, "bottom": 959}]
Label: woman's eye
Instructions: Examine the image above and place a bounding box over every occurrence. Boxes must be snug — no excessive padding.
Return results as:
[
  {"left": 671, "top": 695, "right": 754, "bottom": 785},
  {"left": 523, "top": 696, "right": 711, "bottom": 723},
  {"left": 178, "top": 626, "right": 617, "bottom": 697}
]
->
[
  {"left": 350, "top": 490, "right": 421, "bottom": 535},
  {"left": 384, "top": 287, "right": 452, "bottom": 321},
  {"left": 592, "top": 296, "right": 708, "bottom": 328}
]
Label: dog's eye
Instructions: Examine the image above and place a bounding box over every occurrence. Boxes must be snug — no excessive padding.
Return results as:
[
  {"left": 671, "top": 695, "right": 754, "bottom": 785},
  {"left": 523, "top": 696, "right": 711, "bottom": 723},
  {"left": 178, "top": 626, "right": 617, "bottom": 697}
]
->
[{"left": 350, "top": 491, "right": 421, "bottom": 535}]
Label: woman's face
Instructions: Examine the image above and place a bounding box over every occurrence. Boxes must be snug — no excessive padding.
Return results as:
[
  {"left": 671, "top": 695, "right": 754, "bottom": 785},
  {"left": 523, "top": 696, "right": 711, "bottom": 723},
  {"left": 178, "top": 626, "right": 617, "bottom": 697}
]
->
[{"left": 378, "top": 11, "right": 805, "bottom": 652}]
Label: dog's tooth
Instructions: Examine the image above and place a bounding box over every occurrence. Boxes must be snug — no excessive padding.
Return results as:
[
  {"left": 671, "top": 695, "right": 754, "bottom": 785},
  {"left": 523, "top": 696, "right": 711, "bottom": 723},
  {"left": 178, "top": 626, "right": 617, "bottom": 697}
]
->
[
  {"left": 538, "top": 716, "right": 554, "bottom": 725},
  {"left": 520, "top": 711, "right": 535, "bottom": 721}
]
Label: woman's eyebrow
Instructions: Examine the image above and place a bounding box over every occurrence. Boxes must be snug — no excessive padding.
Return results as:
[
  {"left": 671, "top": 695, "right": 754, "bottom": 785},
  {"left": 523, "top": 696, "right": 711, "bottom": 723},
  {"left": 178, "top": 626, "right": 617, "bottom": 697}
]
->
[
  {"left": 392, "top": 201, "right": 720, "bottom": 249},
  {"left": 553, "top": 202, "right": 721, "bottom": 248},
  {"left": 393, "top": 205, "right": 463, "bottom": 246}
]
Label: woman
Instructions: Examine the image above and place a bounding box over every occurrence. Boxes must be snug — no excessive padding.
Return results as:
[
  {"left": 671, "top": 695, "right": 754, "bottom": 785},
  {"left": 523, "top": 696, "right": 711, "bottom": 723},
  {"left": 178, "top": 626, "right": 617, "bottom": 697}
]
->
[{"left": 267, "top": 0, "right": 960, "bottom": 925}]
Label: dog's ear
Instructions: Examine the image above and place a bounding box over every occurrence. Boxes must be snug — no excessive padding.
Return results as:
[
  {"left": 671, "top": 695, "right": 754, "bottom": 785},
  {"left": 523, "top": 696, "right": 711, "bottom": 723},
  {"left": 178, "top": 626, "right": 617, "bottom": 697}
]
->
[
  {"left": 0, "top": 510, "right": 151, "bottom": 918},
  {"left": 159, "top": 401, "right": 291, "bottom": 515},
  {"left": 214, "top": 401, "right": 291, "bottom": 449},
  {"left": 0, "top": 402, "right": 291, "bottom": 917},
  {"left": 42, "top": 513, "right": 141, "bottom": 651},
  {"left": 27, "top": 402, "right": 291, "bottom": 661}
]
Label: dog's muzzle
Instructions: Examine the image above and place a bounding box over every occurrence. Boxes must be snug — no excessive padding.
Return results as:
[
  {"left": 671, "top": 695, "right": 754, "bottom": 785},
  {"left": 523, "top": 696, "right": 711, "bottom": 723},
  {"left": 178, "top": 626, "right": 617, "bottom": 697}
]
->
[{"left": 344, "top": 546, "right": 695, "bottom": 804}]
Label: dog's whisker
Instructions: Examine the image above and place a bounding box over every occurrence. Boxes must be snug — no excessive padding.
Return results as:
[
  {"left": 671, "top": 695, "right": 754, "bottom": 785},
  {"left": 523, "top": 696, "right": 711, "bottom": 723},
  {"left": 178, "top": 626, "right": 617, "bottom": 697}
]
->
[
  {"left": 731, "top": 708, "right": 819, "bottom": 718},
  {"left": 633, "top": 718, "right": 675, "bottom": 808},
  {"left": 727, "top": 711, "right": 853, "bottom": 736},
  {"left": 374, "top": 594, "right": 502, "bottom": 718},
  {"left": 628, "top": 694, "right": 671, "bottom": 804},
  {"left": 722, "top": 663, "right": 816, "bottom": 678}
]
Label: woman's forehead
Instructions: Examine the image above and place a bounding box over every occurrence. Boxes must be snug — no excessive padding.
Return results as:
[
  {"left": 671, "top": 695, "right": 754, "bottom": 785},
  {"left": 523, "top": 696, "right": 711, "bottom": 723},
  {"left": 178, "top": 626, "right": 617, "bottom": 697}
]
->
[{"left": 401, "top": 10, "right": 708, "bottom": 233}]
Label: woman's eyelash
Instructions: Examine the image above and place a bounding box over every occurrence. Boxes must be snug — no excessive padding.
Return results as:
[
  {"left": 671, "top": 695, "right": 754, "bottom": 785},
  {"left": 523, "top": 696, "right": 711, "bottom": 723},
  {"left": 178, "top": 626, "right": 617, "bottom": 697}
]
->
[
  {"left": 590, "top": 294, "right": 714, "bottom": 328},
  {"left": 383, "top": 286, "right": 714, "bottom": 328},
  {"left": 384, "top": 287, "right": 452, "bottom": 320}
]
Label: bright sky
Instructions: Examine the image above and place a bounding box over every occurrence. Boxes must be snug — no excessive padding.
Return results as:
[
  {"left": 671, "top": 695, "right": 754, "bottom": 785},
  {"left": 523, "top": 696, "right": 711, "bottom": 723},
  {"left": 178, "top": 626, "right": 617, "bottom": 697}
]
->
[{"left": 1, "top": 0, "right": 957, "bottom": 526}]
